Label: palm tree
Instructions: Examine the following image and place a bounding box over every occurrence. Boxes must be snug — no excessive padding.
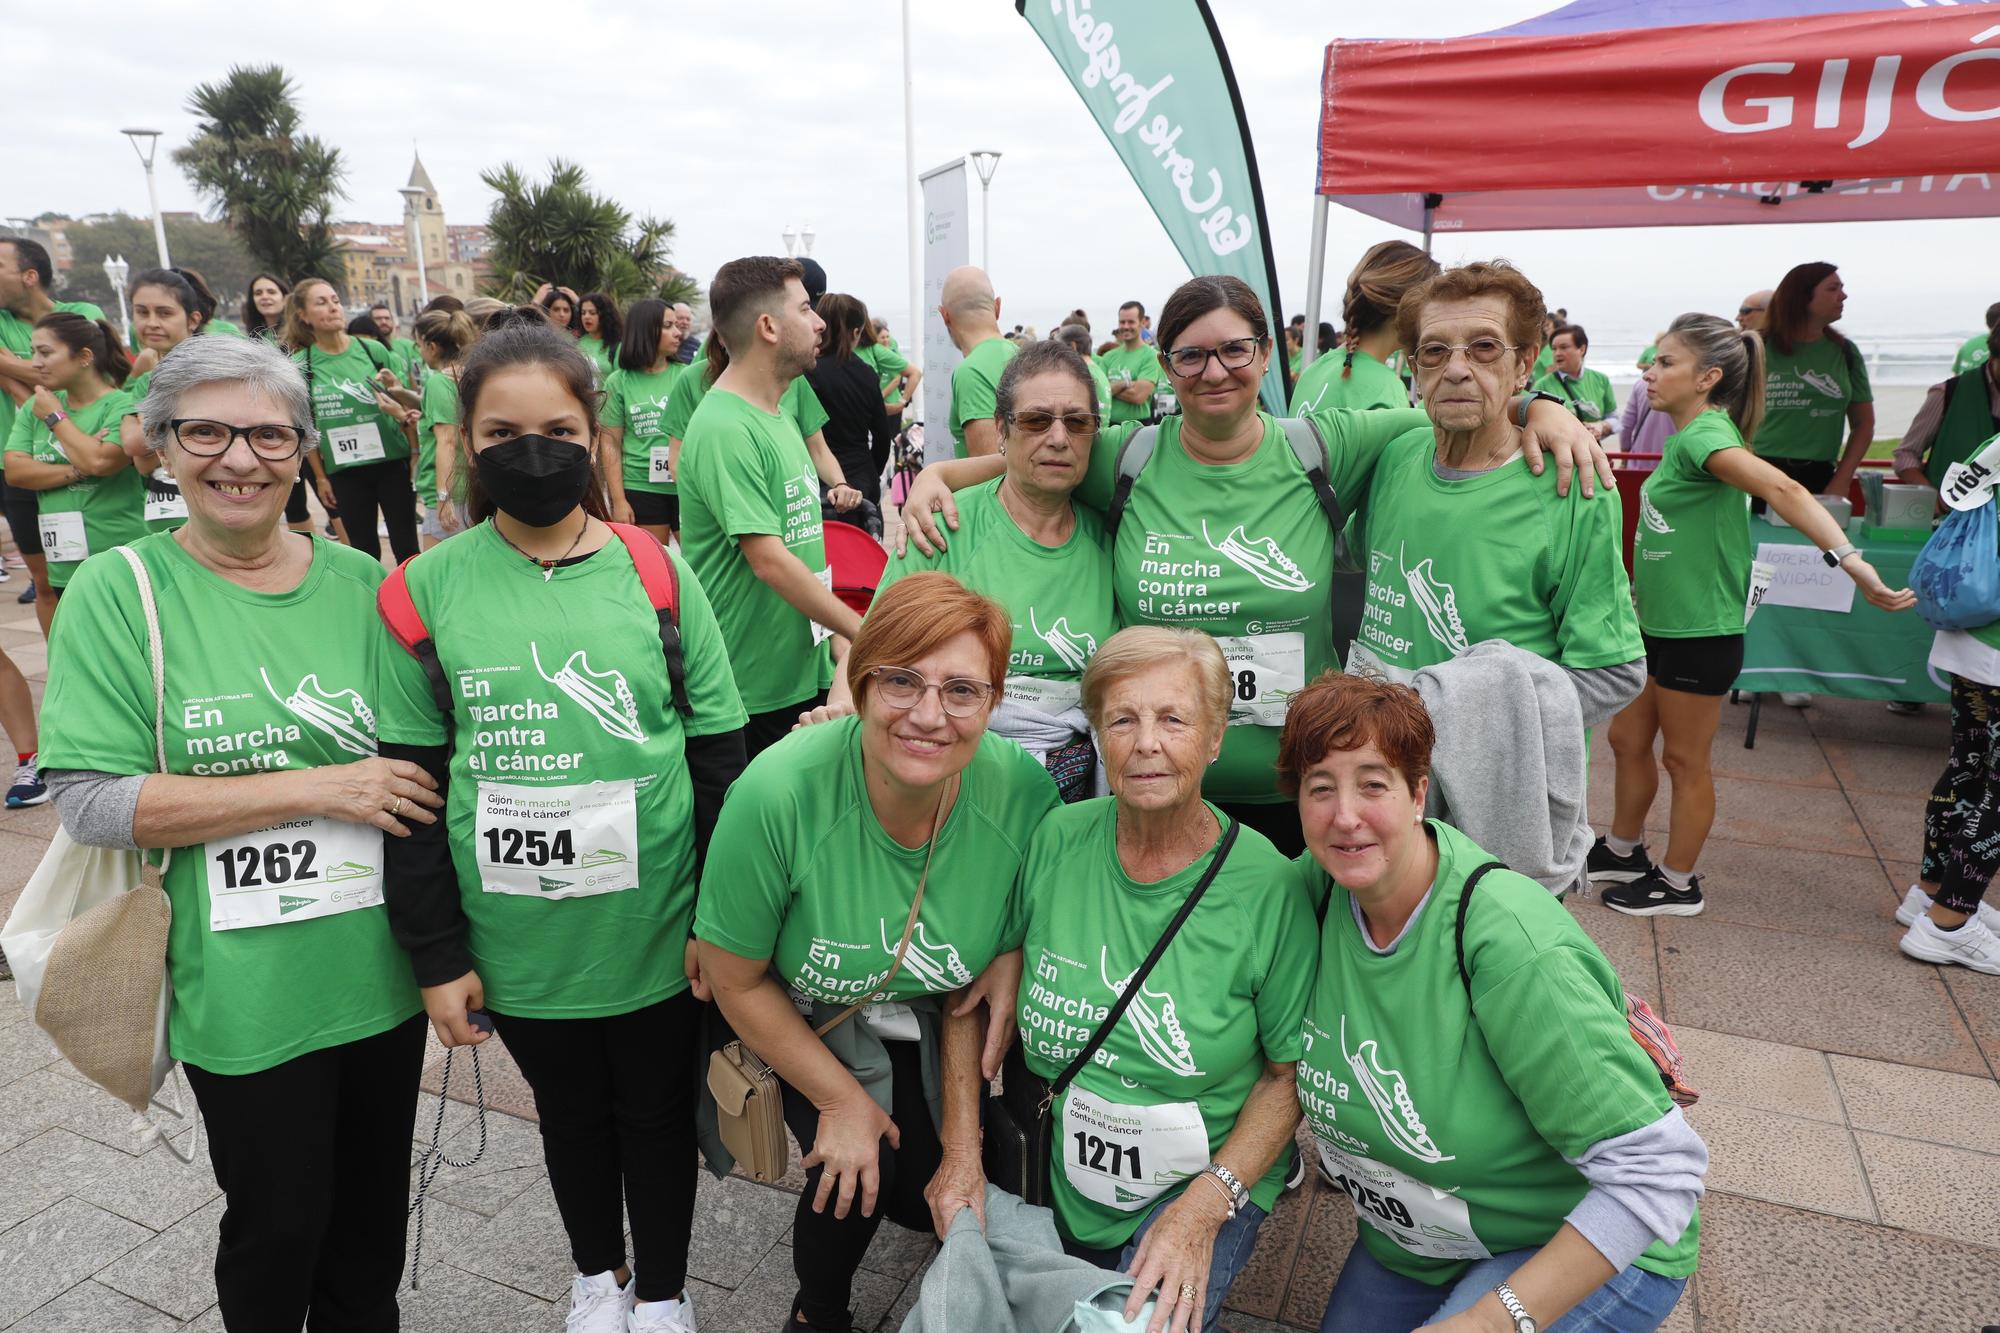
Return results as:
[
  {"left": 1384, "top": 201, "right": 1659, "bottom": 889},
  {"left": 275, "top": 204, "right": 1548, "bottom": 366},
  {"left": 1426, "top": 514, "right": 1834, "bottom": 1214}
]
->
[
  {"left": 481, "top": 160, "right": 689, "bottom": 305},
  {"left": 173, "top": 65, "right": 346, "bottom": 282}
]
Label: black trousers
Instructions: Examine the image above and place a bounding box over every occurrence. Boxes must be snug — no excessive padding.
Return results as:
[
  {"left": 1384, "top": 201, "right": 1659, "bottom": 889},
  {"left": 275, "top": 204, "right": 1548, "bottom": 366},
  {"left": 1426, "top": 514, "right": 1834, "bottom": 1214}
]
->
[
  {"left": 1752, "top": 457, "right": 1837, "bottom": 514},
  {"left": 744, "top": 689, "right": 829, "bottom": 762},
  {"left": 329, "top": 458, "right": 419, "bottom": 563},
  {"left": 783, "top": 1038, "right": 940, "bottom": 1328},
  {"left": 490, "top": 991, "right": 700, "bottom": 1301},
  {"left": 183, "top": 1013, "right": 426, "bottom": 1333}
]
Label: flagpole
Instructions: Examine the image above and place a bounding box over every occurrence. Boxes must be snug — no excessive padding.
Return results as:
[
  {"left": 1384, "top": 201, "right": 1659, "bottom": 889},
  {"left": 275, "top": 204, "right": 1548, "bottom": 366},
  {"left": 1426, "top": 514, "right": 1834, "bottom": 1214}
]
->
[{"left": 902, "top": 0, "right": 923, "bottom": 420}]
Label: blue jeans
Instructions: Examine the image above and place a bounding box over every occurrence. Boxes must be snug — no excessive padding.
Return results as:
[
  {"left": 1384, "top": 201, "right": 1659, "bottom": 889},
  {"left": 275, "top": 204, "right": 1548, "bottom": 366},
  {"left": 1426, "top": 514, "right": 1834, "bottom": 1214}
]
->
[
  {"left": 1067, "top": 1195, "right": 1270, "bottom": 1333},
  {"left": 1318, "top": 1239, "right": 1688, "bottom": 1332}
]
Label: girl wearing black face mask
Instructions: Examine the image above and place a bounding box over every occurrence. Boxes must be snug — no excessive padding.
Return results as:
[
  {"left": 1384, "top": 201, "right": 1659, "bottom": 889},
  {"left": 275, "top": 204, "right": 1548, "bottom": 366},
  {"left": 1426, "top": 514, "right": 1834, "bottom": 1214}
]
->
[{"left": 375, "top": 323, "right": 750, "bottom": 1333}]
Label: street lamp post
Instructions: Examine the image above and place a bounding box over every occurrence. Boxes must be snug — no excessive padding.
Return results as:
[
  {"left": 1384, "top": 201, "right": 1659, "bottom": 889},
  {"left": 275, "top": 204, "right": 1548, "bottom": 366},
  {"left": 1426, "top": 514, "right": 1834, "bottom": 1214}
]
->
[
  {"left": 398, "top": 186, "right": 429, "bottom": 319},
  {"left": 969, "top": 151, "right": 1002, "bottom": 273},
  {"left": 781, "top": 224, "right": 800, "bottom": 258},
  {"left": 800, "top": 222, "right": 816, "bottom": 257},
  {"left": 121, "top": 129, "right": 170, "bottom": 268},
  {"left": 102, "top": 254, "right": 131, "bottom": 340}
]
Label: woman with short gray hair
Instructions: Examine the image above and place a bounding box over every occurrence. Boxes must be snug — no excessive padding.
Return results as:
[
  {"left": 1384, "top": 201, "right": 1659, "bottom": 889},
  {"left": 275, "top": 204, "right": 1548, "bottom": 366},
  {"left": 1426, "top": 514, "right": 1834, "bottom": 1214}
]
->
[{"left": 37, "top": 333, "right": 443, "bottom": 1329}]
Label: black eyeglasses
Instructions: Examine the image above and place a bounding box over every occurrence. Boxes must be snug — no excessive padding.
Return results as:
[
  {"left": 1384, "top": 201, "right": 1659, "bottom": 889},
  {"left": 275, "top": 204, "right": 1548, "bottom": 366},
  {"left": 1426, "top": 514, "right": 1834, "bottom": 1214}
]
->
[
  {"left": 868, "top": 666, "right": 995, "bottom": 717},
  {"left": 1164, "top": 337, "right": 1263, "bottom": 378},
  {"left": 1412, "top": 339, "right": 1519, "bottom": 370},
  {"left": 169, "top": 418, "right": 306, "bottom": 459},
  {"left": 1007, "top": 409, "right": 1099, "bottom": 438}
]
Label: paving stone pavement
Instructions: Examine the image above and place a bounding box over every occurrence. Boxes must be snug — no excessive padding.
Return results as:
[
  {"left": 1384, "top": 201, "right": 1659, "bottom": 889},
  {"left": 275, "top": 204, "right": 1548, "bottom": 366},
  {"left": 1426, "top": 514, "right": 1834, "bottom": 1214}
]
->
[{"left": 2, "top": 583, "right": 1999, "bottom": 1329}]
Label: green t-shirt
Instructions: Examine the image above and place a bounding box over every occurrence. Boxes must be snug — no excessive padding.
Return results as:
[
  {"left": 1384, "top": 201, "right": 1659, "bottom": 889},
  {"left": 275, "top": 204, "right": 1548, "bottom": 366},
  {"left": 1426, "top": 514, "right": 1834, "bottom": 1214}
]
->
[
  {"left": 1347, "top": 429, "right": 1642, "bottom": 679},
  {"left": 1954, "top": 333, "right": 1992, "bottom": 376},
  {"left": 1757, "top": 337, "right": 1871, "bottom": 462},
  {"left": 577, "top": 335, "right": 616, "bottom": 382},
  {"left": 390, "top": 337, "right": 421, "bottom": 381},
  {"left": 1293, "top": 349, "right": 1407, "bottom": 415},
  {"left": 1086, "top": 359, "right": 1114, "bottom": 420},
  {"left": 1294, "top": 821, "right": 1699, "bottom": 1284},
  {"left": 1097, "top": 344, "right": 1161, "bottom": 427},
  {"left": 1530, "top": 368, "right": 1618, "bottom": 424},
  {"left": 1634, "top": 412, "right": 1752, "bottom": 638},
  {"left": 603, "top": 363, "right": 688, "bottom": 495},
  {"left": 677, "top": 388, "right": 836, "bottom": 713},
  {"left": 0, "top": 301, "right": 106, "bottom": 452},
  {"left": 37, "top": 533, "right": 420, "bottom": 1074},
  {"left": 1013, "top": 799, "right": 1312, "bottom": 1247},
  {"left": 206, "top": 318, "right": 244, "bottom": 339},
  {"left": 949, "top": 337, "right": 1020, "bottom": 458},
  {"left": 1531, "top": 344, "right": 1554, "bottom": 378},
  {"left": 4, "top": 387, "right": 146, "bottom": 587},
  {"left": 375, "top": 523, "right": 746, "bottom": 1017},
  {"left": 292, "top": 338, "right": 411, "bottom": 473},
  {"left": 119, "top": 370, "right": 189, "bottom": 536},
  {"left": 416, "top": 371, "right": 459, "bottom": 501},
  {"left": 1075, "top": 407, "right": 1430, "bottom": 802},
  {"left": 877, "top": 478, "right": 1114, "bottom": 720},
  {"left": 695, "top": 717, "right": 1058, "bottom": 1005},
  {"left": 858, "top": 342, "right": 910, "bottom": 406},
  {"left": 659, "top": 353, "right": 830, "bottom": 444}
]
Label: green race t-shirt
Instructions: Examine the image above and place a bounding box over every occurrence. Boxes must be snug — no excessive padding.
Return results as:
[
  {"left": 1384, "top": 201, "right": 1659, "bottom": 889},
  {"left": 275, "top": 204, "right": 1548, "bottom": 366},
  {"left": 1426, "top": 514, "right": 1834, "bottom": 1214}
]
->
[
  {"left": 1294, "top": 821, "right": 1699, "bottom": 1284},
  {"left": 1076, "top": 407, "right": 1430, "bottom": 801},
  {"left": 1293, "top": 349, "right": 1408, "bottom": 415},
  {"left": 206, "top": 318, "right": 245, "bottom": 339},
  {"left": 695, "top": 717, "right": 1058, "bottom": 1004},
  {"left": 1097, "top": 344, "right": 1161, "bottom": 427},
  {"left": 1634, "top": 412, "right": 1752, "bottom": 638},
  {"left": 390, "top": 337, "right": 421, "bottom": 382},
  {"left": 119, "top": 370, "right": 190, "bottom": 535},
  {"left": 1956, "top": 333, "right": 1993, "bottom": 376},
  {"left": 1346, "top": 429, "right": 1641, "bottom": 679},
  {"left": 375, "top": 523, "right": 746, "bottom": 1017},
  {"left": 677, "top": 387, "right": 836, "bottom": 712},
  {"left": 877, "top": 477, "right": 1114, "bottom": 722},
  {"left": 1530, "top": 368, "right": 1618, "bottom": 424},
  {"left": 1531, "top": 344, "right": 1554, "bottom": 379},
  {"left": 659, "top": 354, "right": 829, "bottom": 444},
  {"left": 1086, "top": 359, "right": 1114, "bottom": 420},
  {"left": 950, "top": 337, "right": 1020, "bottom": 458},
  {"left": 1014, "top": 800, "right": 1313, "bottom": 1247},
  {"left": 0, "top": 301, "right": 106, "bottom": 451},
  {"left": 292, "top": 338, "right": 411, "bottom": 472},
  {"left": 415, "top": 370, "right": 459, "bottom": 501},
  {"left": 577, "top": 335, "right": 616, "bottom": 382},
  {"left": 1757, "top": 337, "right": 1871, "bottom": 462},
  {"left": 603, "top": 363, "right": 688, "bottom": 496},
  {"left": 858, "top": 342, "right": 910, "bottom": 407},
  {"left": 4, "top": 387, "right": 146, "bottom": 587},
  {"left": 37, "top": 533, "right": 420, "bottom": 1074}
]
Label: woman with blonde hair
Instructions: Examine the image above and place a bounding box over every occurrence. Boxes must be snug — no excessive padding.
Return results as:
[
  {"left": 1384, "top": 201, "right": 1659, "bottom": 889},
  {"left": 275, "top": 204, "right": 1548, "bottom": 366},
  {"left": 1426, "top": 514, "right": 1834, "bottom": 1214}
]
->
[
  {"left": 412, "top": 305, "right": 476, "bottom": 547},
  {"left": 1291, "top": 240, "right": 1438, "bottom": 414}
]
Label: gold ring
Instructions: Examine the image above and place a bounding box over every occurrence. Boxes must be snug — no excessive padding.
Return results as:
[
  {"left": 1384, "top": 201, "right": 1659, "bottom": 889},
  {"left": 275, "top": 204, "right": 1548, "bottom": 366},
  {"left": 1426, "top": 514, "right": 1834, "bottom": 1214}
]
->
[
  {"left": 391, "top": 797, "right": 404, "bottom": 817},
  {"left": 1178, "top": 1282, "right": 1198, "bottom": 1304}
]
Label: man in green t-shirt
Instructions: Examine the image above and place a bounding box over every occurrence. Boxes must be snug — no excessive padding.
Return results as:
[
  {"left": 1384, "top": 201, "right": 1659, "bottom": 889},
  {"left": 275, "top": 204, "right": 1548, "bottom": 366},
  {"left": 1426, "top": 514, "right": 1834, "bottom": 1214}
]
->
[
  {"left": 1097, "top": 301, "right": 1159, "bottom": 428},
  {"left": 0, "top": 237, "right": 108, "bottom": 445},
  {"left": 369, "top": 304, "right": 421, "bottom": 382},
  {"left": 1956, "top": 303, "right": 1999, "bottom": 374},
  {"left": 1532, "top": 325, "right": 1618, "bottom": 439},
  {"left": 941, "top": 265, "right": 1017, "bottom": 459}
]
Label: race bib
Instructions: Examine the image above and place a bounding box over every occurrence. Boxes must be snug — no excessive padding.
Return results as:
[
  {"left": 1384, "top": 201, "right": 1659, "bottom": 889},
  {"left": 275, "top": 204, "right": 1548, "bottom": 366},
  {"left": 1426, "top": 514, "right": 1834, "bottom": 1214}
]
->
[
  {"left": 648, "top": 444, "right": 674, "bottom": 485},
  {"left": 475, "top": 779, "right": 639, "bottom": 899},
  {"left": 1214, "top": 632, "right": 1305, "bottom": 727},
  {"left": 1002, "top": 673, "right": 1082, "bottom": 717},
  {"left": 811, "top": 567, "right": 836, "bottom": 646},
  {"left": 39, "top": 510, "right": 88, "bottom": 564},
  {"left": 207, "top": 816, "right": 384, "bottom": 932},
  {"left": 860, "top": 1001, "right": 922, "bottom": 1042},
  {"left": 1744, "top": 559, "right": 1778, "bottom": 626},
  {"left": 328, "top": 422, "right": 386, "bottom": 466},
  {"left": 1316, "top": 1141, "right": 1490, "bottom": 1261},
  {"left": 1060, "top": 1086, "right": 1210, "bottom": 1212},
  {"left": 1941, "top": 433, "right": 2000, "bottom": 512},
  {"left": 145, "top": 470, "right": 188, "bottom": 525}
]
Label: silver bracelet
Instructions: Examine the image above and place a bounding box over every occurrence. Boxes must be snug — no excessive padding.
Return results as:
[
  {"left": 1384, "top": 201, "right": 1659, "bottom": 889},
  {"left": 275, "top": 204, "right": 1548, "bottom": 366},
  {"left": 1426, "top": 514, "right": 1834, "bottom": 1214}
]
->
[{"left": 1201, "top": 1162, "right": 1247, "bottom": 1217}]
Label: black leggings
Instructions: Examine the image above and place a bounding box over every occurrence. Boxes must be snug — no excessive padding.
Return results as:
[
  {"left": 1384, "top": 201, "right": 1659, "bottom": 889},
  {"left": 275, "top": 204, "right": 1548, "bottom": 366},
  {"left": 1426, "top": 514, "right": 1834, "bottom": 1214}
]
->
[
  {"left": 490, "top": 991, "right": 701, "bottom": 1301},
  {"left": 783, "top": 1038, "right": 940, "bottom": 1328},
  {"left": 329, "top": 459, "right": 419, "bottom": 563},
  {"left": 183, "top": 1013, "right": 426, "bottom": 1333},
  {"left": 744, "top": 690, "right": 828, "bottom": 762},
  {"left": 1752, "top": 457, "right": 1837, "bottom": 515},
  {"left": 1922, "top": 674, "right": 2000, "bottom": 914}
]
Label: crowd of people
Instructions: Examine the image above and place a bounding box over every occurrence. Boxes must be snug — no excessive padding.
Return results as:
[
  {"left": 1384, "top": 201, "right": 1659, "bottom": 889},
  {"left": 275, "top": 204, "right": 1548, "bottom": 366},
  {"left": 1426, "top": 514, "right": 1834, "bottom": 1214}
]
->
[{"left": 1, "top": 218, "right": 1997, "bottom": 1333}]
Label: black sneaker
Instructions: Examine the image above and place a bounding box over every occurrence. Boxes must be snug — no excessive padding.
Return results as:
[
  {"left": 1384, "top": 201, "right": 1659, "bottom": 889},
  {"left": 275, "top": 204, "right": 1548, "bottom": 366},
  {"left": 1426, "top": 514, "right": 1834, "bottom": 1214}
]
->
[
  {"left": 1586, "top": 836, "right": 1653, "bottom": 884},
  {"left": 1602, "top": 869, "right": 1705, "bottom": 917}
]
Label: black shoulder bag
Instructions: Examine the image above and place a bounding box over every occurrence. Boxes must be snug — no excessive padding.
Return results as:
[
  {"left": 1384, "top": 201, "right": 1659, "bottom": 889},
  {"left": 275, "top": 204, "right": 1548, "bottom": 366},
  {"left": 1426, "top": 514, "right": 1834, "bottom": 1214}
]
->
[{"left": 983, "top": 817, "right": 1239, "bottom": 1206}]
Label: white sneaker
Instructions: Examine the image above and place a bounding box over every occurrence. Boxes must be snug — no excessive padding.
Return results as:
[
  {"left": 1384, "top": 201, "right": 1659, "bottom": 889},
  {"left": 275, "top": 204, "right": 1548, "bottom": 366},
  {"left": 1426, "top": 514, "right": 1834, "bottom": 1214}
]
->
[
  {"left": 567, "top": 1271, "right": 635, "bottom": 1333},
  {"left": 1895, "top": 885, "right": 2000, "bottom": 936},
  {"left": 1898, "top": 914, "right": 2000, "bottom": 975},
  {"left": 628, "top": 1293, "right": 698, "bottom": 1332},
  {"left": 1779, "top": 692, "right": 1812, "bottom": 707}
]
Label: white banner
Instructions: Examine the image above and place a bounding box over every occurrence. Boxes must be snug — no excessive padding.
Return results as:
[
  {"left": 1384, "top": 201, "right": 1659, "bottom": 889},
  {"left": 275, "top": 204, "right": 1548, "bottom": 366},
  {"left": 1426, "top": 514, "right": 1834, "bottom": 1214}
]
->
[{"left": 919, "top": 158, "right": 969, "bottom": 465}]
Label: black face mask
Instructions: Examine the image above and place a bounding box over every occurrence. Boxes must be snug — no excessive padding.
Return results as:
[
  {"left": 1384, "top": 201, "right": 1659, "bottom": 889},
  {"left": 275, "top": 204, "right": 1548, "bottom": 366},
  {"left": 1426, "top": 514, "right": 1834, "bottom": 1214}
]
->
[{"left": 474, "top": 435, "right": 592, "bottom": 528}]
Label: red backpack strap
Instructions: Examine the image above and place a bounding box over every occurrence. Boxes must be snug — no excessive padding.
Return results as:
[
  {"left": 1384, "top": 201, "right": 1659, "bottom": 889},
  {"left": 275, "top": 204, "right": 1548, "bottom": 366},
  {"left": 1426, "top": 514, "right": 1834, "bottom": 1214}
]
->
[
  {"left": 377, "top": 559, "right": 454, "bottom": 718},
  {"left": 604, "top": 522, "right": 690, "bottom": 716}
]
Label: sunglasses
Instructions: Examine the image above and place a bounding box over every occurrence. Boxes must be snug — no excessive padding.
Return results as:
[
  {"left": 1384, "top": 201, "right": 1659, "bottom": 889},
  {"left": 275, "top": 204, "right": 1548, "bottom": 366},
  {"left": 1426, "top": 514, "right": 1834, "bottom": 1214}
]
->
[{"left": 1007, "top": 409, "right": 1099, "bottom": 438}]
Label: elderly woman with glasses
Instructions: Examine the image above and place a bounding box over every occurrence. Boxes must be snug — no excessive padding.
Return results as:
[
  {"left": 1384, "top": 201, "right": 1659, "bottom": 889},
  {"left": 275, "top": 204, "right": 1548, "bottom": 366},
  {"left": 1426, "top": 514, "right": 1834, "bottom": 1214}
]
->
[
  {"left": 696, "top": 572, "right": 1060, "bottom": 1333},
  {"left": 901, "top": 275, "right": 1611, "bottom": 855},
  {"left": 37, "top": 335, "right": 442, "bottom": 1330}
]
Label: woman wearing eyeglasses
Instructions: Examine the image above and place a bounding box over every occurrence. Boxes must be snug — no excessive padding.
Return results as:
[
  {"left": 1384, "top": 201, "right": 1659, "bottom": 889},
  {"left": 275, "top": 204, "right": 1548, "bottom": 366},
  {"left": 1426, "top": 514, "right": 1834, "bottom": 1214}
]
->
[
  {"left": 901, "top": 275, "right": 1608, "bottom": 855},
  {"left": 697, "top": 573, "right": 1060, "bottom": 1333},
  {"left": 37, "top": 336, "right": 440, "bottom": 1330}
]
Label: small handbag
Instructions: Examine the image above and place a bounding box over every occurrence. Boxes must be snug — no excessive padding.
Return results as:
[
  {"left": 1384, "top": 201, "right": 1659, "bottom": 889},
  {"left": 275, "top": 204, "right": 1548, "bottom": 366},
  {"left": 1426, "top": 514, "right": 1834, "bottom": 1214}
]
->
[
  {"left": 983, "top": 817, "right": 1239, "bottom": 1205},
  {"left": 707, "top": 783, "right": 948, "bottom": 1183}
]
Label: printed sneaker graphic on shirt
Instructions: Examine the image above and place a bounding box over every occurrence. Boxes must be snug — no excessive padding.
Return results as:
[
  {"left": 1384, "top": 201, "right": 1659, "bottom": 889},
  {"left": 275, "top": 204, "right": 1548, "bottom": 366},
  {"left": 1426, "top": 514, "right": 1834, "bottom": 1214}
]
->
[
  {"left": 1030, "top": 608, "right": 1097, "bottom": 673},
  {"left": 1101, "top": 947, "right": 1204, "bottom": 1078},
  {"left": 261, "top": 670, "right": 378, "bottom": 757},
  {"left": 1399, "top": 546, "right": 1471, "bottom": 656},
  {"left": 1799, "top": 369, "right": 1845, "bottom": 398},
  {"left": 322, "top": 860, "right": 375, "bottom": 884},
  {"left": 1201, "top": 520, "right": 1315, "bottom": 593},
  {"left": 531, "top": 642, "right": 646, "bottom": 743},
  {"left": 881, "top": 919, "right": 975, "bottom": 992},
  {"left": 579, "top": 848, "right": 629, "bottom": 869},
  {"left": 333, "top": 376, "right": 384, "bottom": 409},
  {"left": 278, "top": 895, "right": 317, "bottom": 915},
  {"left": 1639, "top": 488, "right": 1674, "bottom": 535},
  {"left": 1342, "top": 1014, "right": 1453, "bottom": 1164}
]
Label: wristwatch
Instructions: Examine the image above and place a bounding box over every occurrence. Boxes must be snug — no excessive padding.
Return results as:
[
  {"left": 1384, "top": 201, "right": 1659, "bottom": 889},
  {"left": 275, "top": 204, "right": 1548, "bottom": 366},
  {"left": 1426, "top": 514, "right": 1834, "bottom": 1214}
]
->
[
  {"left": 1514, "top": 391, "right": 1565, "bottom": 429},
  {"left": 1822, "top": 542, "right": 1858, "bottom": 568},
  {"left": 1492, "top": 1282, "right": 1536, "bottom": 1333},
  {"left": 41, "top": 408, "right": 66, "bottom": 429}
]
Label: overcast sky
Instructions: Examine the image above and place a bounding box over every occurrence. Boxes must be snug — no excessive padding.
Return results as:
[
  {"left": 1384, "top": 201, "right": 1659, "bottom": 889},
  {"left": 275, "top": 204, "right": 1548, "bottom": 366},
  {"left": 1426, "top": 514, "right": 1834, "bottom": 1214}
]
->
[{"left": 13, "top": 0, "right": 1993, "bottom": 347}]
